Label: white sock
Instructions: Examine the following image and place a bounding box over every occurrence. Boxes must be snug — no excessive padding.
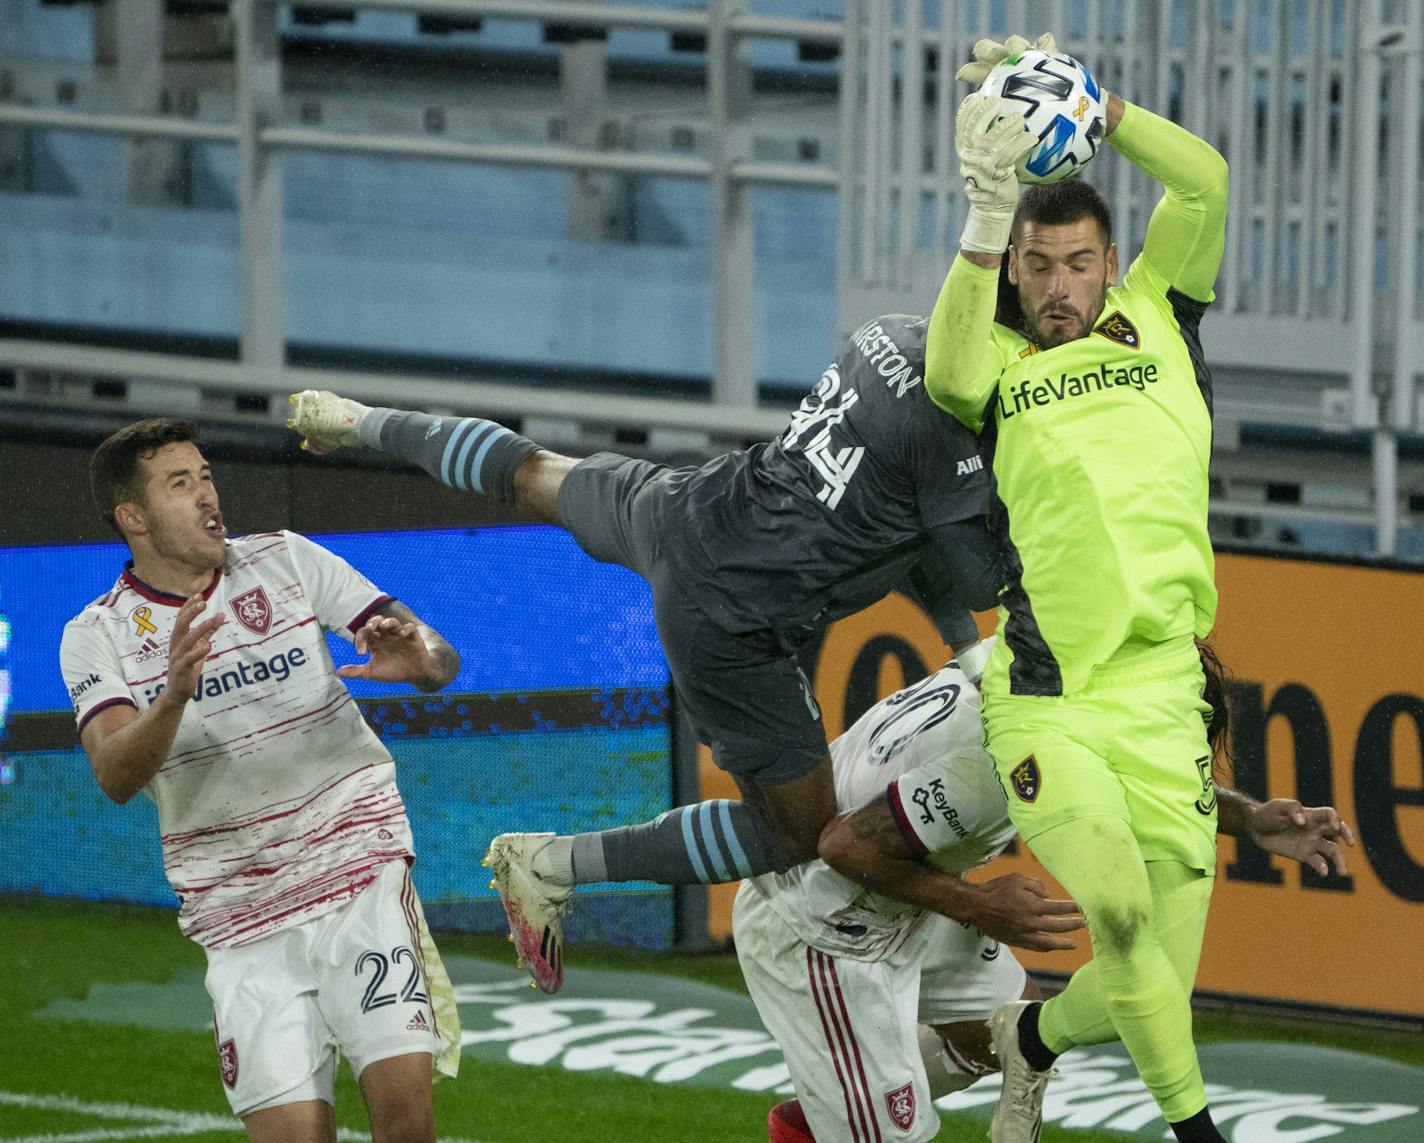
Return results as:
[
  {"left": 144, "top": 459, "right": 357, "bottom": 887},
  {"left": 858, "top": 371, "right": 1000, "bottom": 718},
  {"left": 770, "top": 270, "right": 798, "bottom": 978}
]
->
[{"left": 919, "top": 1025, "right": 988, "bottom": 1097}]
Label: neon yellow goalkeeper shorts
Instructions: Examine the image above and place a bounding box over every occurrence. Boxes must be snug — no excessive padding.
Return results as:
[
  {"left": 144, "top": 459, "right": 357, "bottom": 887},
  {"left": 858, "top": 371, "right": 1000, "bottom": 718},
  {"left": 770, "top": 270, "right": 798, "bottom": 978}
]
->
[{"left": 980, "top": 636, "right": 1219, "bottom": 873}]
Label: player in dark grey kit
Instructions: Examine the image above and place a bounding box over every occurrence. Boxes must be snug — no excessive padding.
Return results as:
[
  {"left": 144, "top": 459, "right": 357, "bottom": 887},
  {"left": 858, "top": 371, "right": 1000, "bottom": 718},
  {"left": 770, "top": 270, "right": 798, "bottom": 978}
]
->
[{"left": 289, "top": 314, "right": 1054, "bottom": 993}]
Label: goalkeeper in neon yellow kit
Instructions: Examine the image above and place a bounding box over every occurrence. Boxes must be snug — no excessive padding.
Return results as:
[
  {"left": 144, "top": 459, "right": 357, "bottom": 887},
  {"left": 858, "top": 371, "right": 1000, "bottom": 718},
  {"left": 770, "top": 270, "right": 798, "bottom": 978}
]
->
[{"left": 925, "top": 36, "right": 1230, "bottom": 1143}]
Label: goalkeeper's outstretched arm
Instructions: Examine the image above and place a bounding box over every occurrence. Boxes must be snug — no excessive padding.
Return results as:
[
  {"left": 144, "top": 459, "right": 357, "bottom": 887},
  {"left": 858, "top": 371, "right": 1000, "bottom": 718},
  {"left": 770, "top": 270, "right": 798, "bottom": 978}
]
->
[
  {"left": 924, "top": 93, "right": 1033, "bottom": 430},
  {"left": 1107, "top": 94, "right": 1229, "bottom": 302}
]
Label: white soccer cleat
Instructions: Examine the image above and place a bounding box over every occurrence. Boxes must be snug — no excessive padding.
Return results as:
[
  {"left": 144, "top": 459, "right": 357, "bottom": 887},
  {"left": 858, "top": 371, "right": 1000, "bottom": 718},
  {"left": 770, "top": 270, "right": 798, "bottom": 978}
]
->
[
  {"left": 484, "top": 832, "right": 571, "bottom": 995},
  {"left": 987, "top": 1000, "right": 1054, "bottom": 1142},
  {"left": 286, "top": 389, "right": 372, "bottom": 454}
]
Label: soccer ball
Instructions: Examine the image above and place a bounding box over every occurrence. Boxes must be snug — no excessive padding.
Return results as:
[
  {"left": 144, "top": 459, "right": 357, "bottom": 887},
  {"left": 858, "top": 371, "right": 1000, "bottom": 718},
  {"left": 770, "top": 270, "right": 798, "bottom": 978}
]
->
[{"left": 978, "top": 49, "right": 1106, "bottom": 184}]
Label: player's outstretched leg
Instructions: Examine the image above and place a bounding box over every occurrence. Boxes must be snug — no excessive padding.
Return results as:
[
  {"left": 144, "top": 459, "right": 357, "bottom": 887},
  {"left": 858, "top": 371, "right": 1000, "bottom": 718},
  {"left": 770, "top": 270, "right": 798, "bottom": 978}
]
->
[
  {"left": 528, "top": 761, "right": 834, "bottom": 891},
  {"left": 287, "top": 390, "right": 557, "bottom": 515},
  {"left": 484, "top": 765, "right": 833, "bottom": 992},
  {"left": 482, "top": 833, "right": 571, "bottom": 994},
  {"left": 484, "top": 798, "right": 791, "bottom": 994}
]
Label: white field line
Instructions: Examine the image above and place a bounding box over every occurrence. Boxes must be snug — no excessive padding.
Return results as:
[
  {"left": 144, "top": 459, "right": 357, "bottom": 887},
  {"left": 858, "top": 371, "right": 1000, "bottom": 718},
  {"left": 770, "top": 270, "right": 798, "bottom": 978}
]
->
[{"left": 0, "top": 1092, "right": 493, "bottom": 1143}]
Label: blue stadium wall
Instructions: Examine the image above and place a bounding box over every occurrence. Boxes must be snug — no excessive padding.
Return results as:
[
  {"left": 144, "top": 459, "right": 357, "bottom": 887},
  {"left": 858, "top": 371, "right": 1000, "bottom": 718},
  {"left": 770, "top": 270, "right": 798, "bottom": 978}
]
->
[{"left": 0, "top": 0, "right": 840, "bottom": 391}]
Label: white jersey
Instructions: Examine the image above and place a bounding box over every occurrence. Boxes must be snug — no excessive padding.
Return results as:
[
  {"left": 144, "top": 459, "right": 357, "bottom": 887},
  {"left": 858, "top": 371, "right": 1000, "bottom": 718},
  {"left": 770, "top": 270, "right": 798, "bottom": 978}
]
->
[
  {"left": 59, "top": 531, "right": 413, "bottom": 949},
  {"left": 743, "top": 659, "right": 1017, "bottom": 960}
]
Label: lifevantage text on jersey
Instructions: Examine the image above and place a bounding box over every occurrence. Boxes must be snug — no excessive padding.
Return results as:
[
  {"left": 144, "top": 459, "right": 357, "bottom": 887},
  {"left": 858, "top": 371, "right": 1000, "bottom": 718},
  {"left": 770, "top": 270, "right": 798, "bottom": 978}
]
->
[
  {"left": 997, "top": 361, "right": 1160, "bottom": 421},
  {"left": 140, "top": 646, "right": 310, "bottom": 706}
]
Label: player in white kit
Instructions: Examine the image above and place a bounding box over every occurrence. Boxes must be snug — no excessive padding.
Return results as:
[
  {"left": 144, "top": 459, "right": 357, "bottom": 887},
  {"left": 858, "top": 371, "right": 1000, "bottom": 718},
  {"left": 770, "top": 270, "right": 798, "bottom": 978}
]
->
[
  {"left": 59, "top": 419, "right": 463, "bottom": 1143},
  {"left": 735, "top": 648, "right": 1052, "bottom": 1143},
  {"left": 738, "top": 643, "right": 1357, "bottom": 1143}
]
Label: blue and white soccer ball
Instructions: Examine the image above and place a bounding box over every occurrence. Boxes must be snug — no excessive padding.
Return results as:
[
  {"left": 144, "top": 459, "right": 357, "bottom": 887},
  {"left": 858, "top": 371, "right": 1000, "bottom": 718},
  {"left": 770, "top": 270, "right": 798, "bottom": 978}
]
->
[{"left": 978, "top": 49, "right": 1106, "bottom": 184}]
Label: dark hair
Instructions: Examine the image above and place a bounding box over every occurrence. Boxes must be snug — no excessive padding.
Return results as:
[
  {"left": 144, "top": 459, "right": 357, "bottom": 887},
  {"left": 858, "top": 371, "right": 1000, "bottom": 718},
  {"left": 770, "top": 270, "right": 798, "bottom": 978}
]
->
[
  {"left": 90, "top": 418, "right": 200, "bottom": 535},
  {"left": 1197, "top": 638, "right": 1233, "bottom": 779},
  {"left": 1013, "top": 179, "right": 1114, "bottom": 246},
  {"left": 995, "top": 179, "right": 1115, "bottom": 333}
]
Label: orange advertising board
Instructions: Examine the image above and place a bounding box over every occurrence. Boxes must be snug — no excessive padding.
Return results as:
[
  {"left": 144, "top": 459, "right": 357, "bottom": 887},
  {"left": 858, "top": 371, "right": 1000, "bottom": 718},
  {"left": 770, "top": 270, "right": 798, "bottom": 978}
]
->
[{"left": 700, "top": 553, "right": 1424, "bottom": 1019}]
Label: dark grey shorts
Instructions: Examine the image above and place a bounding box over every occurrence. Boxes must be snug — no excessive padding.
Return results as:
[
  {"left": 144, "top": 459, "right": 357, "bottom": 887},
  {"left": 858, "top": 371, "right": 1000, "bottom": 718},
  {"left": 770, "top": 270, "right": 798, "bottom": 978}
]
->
[{"left": 558, "top": 452, "right": 828, "bottom": 786}]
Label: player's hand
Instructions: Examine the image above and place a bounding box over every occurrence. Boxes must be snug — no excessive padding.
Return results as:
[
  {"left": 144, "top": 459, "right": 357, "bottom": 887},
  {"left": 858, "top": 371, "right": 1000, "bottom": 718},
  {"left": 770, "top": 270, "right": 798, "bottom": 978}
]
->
[
  {"left": 1247, "top": 798, "right": 1356, "bottom": 878},
  {"left": 955, "top": 32, "right": 1058, "bottom": 88},
  {"left": 339, "top": 615, "right": 438, "bottom": 686},
  {"left": 955, "top": 93, "right": 1034, "bottom": 254},
  {"left": 163, "top": 595, "right": 225, "bottom": 704},
  {"left": 969, "top": 872, "right": 1083, "bottom": 953}
]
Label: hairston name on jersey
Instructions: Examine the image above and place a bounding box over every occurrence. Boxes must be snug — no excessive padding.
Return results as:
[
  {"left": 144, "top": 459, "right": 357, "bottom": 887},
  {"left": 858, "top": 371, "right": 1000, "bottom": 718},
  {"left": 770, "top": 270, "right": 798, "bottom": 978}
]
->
[
  {"left": 848, "top": 319, "right": 923, "bottom": 397},
  {"left": 141, "top": 646, "right": 309, "bottom": 706},
  {"left": 997, "top": 360, "right": 1160, "bottom": 421}
]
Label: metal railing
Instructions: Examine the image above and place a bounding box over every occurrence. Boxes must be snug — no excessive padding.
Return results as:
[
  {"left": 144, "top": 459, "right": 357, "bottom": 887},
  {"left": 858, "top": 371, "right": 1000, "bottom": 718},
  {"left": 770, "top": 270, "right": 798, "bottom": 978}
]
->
[
  {"left": 0, "top": 0, "right": 842, "bottom": 429},
  {"left": 1, "top": 0, "right": 1422, "bottom": 550}
]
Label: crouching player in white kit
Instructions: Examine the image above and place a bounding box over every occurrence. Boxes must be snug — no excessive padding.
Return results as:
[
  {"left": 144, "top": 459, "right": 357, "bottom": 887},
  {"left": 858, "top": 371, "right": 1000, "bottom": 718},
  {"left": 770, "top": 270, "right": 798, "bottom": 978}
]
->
[
  {"left": 59, "top": 419, "right": 463, "bottom": 1143},
  {"left": 735, "top": 644, "right": 1061, "bottom": 1143},
  {"left": 737, "top": 642, "right": 1356, "bottom": 1143}
]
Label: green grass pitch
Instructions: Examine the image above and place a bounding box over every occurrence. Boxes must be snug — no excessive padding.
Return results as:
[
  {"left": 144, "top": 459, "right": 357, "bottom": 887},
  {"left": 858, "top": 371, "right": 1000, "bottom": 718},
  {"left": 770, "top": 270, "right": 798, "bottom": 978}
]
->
[{"left": 4, "top": 896, "right": 1421, "bottom": 1142}]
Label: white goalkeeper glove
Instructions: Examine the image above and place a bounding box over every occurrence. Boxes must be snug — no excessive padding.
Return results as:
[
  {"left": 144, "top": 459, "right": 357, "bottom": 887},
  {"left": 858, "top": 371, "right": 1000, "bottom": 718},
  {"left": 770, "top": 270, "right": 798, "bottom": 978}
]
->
[
  {"left": 954, "top": 32, "right": 1058, "bottom": 88},
  {"left": 955, "top": 92, "right": 1035, "bottom": 254}
]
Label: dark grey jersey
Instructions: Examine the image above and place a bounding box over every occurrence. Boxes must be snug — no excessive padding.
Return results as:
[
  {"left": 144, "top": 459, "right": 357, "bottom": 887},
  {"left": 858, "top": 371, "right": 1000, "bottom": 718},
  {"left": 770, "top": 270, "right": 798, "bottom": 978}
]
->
[{"left": 652, "top": 315, "right": 993, "bottom": 642}]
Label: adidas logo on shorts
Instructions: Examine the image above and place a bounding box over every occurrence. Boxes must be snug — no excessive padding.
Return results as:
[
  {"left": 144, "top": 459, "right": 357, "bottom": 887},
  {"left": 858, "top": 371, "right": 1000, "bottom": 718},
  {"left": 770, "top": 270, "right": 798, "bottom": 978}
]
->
[{"left": 406, "top": 1010, "right": 431, "bottom": 1033}]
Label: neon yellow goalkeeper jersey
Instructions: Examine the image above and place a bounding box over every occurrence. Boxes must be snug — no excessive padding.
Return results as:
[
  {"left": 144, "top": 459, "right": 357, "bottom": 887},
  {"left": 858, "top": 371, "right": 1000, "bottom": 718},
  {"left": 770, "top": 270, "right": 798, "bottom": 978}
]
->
[
  {"left": 974, "top": 256, "right": 1214, "bottom": 696},
  {"left": 926, "top": 101, "right": 1228, "bottom": 696}
]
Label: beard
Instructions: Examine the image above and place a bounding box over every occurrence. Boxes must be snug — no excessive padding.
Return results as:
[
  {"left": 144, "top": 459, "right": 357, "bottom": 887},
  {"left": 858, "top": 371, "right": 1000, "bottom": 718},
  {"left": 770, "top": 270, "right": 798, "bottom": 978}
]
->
[{"left": 1029, "top": 283, "right": 1108, "bottom": 349}]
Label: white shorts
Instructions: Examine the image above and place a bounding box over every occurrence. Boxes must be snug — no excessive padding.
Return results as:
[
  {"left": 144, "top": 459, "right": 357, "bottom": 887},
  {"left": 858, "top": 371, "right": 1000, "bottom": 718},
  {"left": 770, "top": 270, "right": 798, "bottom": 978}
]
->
[
  {"left": 733, "top": 885, "right": 1025, "bottom": 1143},
  {"left": 917, "top": 911, "right": 1027, "bottom": 1027},
  {"left": 204, "top": 860, "right": 446, "bottom": 1117}
]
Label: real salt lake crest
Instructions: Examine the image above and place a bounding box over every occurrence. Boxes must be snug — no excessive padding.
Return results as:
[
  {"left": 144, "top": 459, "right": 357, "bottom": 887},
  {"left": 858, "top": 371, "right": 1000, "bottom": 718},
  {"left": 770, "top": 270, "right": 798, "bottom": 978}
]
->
[{"left": 40, "top": 955, "right": 1424, "bottom": 1140}]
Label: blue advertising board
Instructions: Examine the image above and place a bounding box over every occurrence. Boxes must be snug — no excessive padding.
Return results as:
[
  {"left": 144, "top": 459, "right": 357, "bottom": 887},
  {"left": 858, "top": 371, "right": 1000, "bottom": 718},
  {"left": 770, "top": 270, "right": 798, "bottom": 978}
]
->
[{"left": 0, "top": 526, "right": 675, "bottom": 947}]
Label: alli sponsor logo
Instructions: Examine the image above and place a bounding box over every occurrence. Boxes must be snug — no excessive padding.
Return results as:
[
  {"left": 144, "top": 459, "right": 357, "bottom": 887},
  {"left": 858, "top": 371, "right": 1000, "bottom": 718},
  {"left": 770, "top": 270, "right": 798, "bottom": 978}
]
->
[
  {"left": 130, "top": 605, "right": 158, "bottom": 639},
  {"left": 1094, "top": 309, "right": 1141, "bottom": 349},
  {"left": 1010, "top": 754, "right": 1041, "bottom": 802},
  {"left": 956, "top": 454, "right": 984, "bottom": 477},
  {"left": 231, "top": 586, "right": 273, "bottom": 635}
]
